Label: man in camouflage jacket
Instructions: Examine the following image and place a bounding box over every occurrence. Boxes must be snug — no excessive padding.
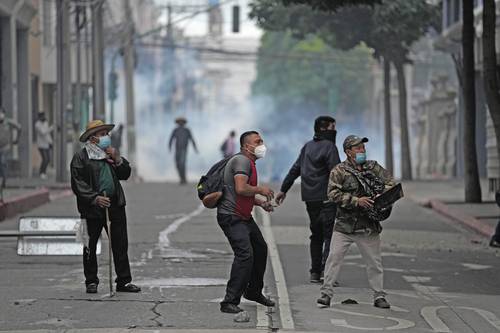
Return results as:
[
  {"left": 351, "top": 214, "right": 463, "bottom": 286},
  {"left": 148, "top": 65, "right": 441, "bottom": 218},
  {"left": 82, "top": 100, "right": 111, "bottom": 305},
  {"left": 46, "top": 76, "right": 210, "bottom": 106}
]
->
[{"left": 317, "top": 135, "right": 394, "bottom": 309}]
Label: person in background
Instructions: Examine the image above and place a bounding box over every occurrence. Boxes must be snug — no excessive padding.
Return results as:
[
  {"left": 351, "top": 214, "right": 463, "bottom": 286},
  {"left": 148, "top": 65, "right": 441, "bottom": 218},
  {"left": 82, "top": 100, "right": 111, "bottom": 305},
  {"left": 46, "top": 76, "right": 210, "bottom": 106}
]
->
[
  {"left": 221, "top": 130, "right": 237, "bottom": 158},
  {"left": 275, "top": 116, "right": 341, "bottom": 283},
  {"left": 490, "top": 190, "right": 500, "bottom": 248},
  {"left": 169, "top": 117, "right": 198, "bottom": 184},
  {"left": 34, "top": 112, "right": 53, "bottom": 179},
  {"left": 0, "top": 107, "right": 21, "bottom": 189}
]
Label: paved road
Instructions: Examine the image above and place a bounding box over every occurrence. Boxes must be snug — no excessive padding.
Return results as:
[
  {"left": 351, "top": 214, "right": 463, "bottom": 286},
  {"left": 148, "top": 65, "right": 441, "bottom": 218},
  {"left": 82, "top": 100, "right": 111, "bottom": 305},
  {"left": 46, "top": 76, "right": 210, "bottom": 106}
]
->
[
  {"left": 0, "top": 182, "right": 499, "bottom": 332},
  {"left": 273, "top": 185, "right": 500, "bottom": 332}
]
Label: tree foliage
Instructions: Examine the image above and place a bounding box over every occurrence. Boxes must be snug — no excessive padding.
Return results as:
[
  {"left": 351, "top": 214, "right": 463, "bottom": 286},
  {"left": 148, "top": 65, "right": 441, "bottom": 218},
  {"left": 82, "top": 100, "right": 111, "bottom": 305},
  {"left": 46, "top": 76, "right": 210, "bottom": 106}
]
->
[
  {"left": 280, "top": 0, "right": 380, "bottom": 11},
  {"left": 252, "top": 30, "right": 374, "bottom": 124},
  {"left": 250, "top": 0, "right": 439, "bottom": 64}
]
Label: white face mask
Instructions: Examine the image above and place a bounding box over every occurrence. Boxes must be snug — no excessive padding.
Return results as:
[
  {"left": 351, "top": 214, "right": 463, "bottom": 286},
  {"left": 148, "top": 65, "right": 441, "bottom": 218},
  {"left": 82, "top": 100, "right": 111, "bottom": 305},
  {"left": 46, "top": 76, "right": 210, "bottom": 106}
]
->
[{"left": 251, "top": 144, "right": 267, "bottom": 159}]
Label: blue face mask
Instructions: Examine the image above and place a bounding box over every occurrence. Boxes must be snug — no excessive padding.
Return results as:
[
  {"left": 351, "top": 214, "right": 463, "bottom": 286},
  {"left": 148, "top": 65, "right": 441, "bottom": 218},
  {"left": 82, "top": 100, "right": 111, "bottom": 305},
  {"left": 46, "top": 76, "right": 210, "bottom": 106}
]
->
[
  {"left": 97, "top": 135, "right": 111, "bottom": 150},
  {"left": 355, "top": 152, "right": 367, "bottom": 164}
]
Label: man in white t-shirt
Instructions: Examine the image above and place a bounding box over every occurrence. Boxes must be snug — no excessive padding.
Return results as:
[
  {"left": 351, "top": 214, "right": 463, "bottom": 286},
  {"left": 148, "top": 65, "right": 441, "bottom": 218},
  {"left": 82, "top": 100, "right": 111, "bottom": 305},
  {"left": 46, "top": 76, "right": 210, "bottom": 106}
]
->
[{"left": 34, "top": 112, "right": 53, "bottom": 179}]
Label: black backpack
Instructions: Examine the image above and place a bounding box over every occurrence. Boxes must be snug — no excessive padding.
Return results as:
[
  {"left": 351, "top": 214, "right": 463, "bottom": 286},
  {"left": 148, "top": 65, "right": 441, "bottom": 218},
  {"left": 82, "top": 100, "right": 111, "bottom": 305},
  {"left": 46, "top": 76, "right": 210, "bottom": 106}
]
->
[{"left": 197, "top": 156, "right": 233, "bottom": 208}]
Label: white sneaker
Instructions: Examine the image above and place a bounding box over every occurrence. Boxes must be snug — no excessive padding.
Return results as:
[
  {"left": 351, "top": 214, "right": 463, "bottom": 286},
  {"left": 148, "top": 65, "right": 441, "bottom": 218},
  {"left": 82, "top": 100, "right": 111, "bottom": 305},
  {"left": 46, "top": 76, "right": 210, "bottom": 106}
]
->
[{"left": 40, "top": 173, "right": 47, "bottom": 180}]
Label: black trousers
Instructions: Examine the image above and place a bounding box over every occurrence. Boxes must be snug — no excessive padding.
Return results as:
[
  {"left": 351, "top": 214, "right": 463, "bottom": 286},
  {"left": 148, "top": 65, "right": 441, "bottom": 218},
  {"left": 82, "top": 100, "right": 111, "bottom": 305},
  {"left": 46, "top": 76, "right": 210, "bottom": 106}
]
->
[
  {"left": 38, "top": 148, "right": 50, "bottom": 175},
  {"left": 83, "top": 205, "right": 132, "bottom": 286},
  {"left": 217, "top": 214, "right": 268, "bottom": 306},
  {"left": 305, "top": 201, "right": 337, "bottom": 274},
  {"left": 175, "top": 149, "right": 187, "bottom": 183},
  {"left": 492, "top": 221, "right": 500, "bottom": 242}
]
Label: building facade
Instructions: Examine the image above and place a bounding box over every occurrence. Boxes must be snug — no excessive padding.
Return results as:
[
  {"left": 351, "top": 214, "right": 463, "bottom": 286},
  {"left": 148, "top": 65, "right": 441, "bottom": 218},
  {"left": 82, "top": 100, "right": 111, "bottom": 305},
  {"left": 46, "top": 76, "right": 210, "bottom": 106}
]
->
[{"left": 0, "top": 0, "right": 37, "bottom": 178}]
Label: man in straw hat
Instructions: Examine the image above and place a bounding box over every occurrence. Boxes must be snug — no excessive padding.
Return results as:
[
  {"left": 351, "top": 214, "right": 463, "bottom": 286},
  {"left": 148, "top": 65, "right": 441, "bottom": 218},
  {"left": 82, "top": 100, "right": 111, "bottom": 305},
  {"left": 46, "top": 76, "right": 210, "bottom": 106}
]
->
[
  {"left": 70, "top": 120, "right": 141, "bottom": 294},
  {"left": 169, "top": 117, "right": 198, "bottom": 184}
]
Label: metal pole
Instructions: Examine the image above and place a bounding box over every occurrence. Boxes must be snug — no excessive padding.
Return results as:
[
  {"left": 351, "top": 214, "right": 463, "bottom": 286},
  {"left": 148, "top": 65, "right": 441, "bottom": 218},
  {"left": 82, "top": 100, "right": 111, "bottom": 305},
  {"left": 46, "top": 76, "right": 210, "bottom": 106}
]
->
[
  {"left": 74, "top": 3, "right": 83, "bottom": 154},
  {"left": 56, "top": 0, "right": 69, "bottom": 182},
  {"left": 123, "top": 0, "right": 136, "bottom": 166},
  {"left": 92, "top": 0, "right": 105, "bottom": 120}
]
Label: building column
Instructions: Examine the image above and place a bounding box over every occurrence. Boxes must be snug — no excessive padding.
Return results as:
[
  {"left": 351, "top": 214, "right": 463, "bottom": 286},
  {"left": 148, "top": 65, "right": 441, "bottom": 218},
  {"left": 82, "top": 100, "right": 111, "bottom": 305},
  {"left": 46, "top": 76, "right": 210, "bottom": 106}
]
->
[
  {"left": 17, "top": 28, "right": 32, "bottom": 177},
  {"left": 0, "top": 17, "right": 15, "bottom": 123}
]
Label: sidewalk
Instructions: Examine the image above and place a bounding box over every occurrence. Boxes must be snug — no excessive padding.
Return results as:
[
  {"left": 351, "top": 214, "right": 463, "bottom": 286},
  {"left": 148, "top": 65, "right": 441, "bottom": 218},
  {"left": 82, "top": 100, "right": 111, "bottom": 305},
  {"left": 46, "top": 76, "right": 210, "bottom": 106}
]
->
[
  {"left": 404, "top": 179, "right": 498, "bottom": 238},
  {"left": 0, "top": 177, "right": 71, "bottom": 222}
]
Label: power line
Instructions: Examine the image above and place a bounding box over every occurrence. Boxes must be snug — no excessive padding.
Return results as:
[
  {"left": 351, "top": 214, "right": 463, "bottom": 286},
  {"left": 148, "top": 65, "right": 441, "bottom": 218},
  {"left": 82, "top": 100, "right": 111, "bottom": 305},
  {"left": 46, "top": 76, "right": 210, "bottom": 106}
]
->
[
  {"left": 136, "top": 0, "right": 238, "bottom": 40},
  {"left": 136, "top": 41, "right": 373, "bottom": 68}
]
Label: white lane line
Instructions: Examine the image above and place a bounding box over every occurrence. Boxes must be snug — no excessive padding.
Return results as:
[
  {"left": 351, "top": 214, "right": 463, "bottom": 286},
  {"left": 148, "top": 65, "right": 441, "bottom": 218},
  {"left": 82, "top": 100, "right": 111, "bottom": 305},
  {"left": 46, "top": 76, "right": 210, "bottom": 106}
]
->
[
  {"left": 402, "top": 275, "right": 431, "bottom": 283},
  {"left": 461, "top": 263, "right": 492, "bottom": 270},
  {"left": 158, "top": 204, "right": 205, "bottom": 249},
  {"left": 259, "top": 209, "right": 295, "bottom": 330}
]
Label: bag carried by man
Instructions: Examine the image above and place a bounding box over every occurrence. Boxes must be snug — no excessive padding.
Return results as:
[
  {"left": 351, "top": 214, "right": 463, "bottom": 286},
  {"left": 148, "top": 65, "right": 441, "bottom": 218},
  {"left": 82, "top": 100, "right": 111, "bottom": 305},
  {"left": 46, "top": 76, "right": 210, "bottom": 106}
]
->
[{"left": 197, "top": 156, "right": 232, "bottom": 208}]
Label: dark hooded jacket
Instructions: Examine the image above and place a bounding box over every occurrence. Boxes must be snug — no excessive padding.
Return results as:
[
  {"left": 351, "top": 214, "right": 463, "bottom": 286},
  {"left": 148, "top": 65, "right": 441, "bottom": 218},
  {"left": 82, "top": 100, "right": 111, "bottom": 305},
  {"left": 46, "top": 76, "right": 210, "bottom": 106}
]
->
[
  {"left": 70, "top": 148, "right": 131, "bottom": 219},
  {"left": 280, "top": 134, "right": 341, "bottom": 202}
]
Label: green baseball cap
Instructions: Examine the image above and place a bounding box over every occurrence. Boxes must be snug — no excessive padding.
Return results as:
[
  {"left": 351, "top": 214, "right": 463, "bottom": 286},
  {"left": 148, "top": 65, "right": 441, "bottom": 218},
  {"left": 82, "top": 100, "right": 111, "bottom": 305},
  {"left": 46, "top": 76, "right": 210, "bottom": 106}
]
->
[{"left": 343, "top": 135, "right": 369, "bottom": 151}]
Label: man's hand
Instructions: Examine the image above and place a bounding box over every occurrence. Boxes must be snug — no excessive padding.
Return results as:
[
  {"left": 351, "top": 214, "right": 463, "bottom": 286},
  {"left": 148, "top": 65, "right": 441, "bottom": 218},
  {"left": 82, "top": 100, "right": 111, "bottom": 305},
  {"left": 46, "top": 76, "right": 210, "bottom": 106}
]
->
[
  {"left": 105, "top": 147, "right": 121, "bottom": 164},
  {"left": 260, "top": 201, "right": 274, "bottom": 213},
  {"left": 258, "top": 186, "right": 275, "bottom": 201},
  {"left": 357, "top": 197, "right": 374, "bottom": 209},
  {"left": 95, "top": 196, "right": 111, "bottom": 208},
  {"left": 275, "top": 192, "right": 286, "bottom": 206}
]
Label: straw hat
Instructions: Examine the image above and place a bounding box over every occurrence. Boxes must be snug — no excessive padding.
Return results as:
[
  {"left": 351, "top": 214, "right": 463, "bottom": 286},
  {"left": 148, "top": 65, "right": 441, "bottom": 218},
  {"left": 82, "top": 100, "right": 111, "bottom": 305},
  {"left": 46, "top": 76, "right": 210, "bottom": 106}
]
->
[
  {"left": 175, "top": 117, "right": 187, "bottom": 125},
  {"left": 79, "top": 120, "right": 114, "bottom": 142}
]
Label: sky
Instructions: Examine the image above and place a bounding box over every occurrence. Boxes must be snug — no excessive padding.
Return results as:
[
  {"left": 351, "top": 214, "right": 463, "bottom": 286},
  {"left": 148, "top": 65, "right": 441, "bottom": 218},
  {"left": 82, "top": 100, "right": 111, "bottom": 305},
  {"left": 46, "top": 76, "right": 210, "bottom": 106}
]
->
[{"left": 154, "top": 0, "right": 262, "bottom": 38}]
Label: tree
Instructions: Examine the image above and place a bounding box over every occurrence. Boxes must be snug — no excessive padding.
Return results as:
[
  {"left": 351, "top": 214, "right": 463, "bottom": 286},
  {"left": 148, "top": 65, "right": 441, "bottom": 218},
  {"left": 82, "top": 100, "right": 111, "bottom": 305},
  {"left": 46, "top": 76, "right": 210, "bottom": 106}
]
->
[
  {"left": 252, "top": 31, "right": 374, "bottom": 124},
  {"left": 482, "top": 0, "right": 500, "bottom": 190},
  {"left": 280, "top": 0, "right": 380, "bottom": 11},
  {"left": 250, "top": 0, "right": 438, "bottom": 179},
  {"left": 462, "top": 0, "right": 482, "bottom": 202}
]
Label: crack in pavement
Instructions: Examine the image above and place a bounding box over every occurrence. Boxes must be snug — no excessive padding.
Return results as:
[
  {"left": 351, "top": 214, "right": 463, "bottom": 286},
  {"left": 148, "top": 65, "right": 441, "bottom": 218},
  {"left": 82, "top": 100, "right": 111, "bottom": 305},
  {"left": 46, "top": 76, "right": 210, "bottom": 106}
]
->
[{"left": 150, "top": 301, "right": 164, "bottom": 327}]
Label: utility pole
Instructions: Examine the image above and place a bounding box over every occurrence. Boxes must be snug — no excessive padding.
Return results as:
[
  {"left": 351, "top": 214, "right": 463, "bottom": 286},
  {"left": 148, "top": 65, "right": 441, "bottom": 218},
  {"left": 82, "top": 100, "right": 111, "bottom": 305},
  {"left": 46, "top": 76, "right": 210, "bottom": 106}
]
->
[
  {"left": 74, "top": 2, "right": 84, "bottom": 155},
  {"left": 123, "top": 0, "right": 136, "bottom": 166},
  {"left": 56, "top": 0, "right": 70, "bottom": 182},
  {"left": 92, "top": 0, "right": 105, "bottom": 120}
]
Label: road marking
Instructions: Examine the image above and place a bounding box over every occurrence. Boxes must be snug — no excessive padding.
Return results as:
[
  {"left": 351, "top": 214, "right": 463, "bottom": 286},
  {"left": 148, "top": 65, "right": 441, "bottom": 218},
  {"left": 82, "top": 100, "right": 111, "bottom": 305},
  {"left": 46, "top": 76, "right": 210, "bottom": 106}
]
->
[
  {"left": 461, "top": 263, "right": 492, "bottom": 270},
  {"left": 158, "top": 204, "right": 205, "bottom": 250},
  {"left": 258, "top": 209, "right": 295, "bottom": 330},
  {"left": 421, "top": 306, "right": 500, "bottom": 332},
  {"left": 403, "top": 276, "right": 432, "bottom": 283},
  {"left": 411, "top": 284, "right": 441, "bottom": 294},
  {"left": 329, "top": 305, "right": 415, "bottom": 330},
  {"left": 345, "top": 252, "right": 416, "bottom": 260}
]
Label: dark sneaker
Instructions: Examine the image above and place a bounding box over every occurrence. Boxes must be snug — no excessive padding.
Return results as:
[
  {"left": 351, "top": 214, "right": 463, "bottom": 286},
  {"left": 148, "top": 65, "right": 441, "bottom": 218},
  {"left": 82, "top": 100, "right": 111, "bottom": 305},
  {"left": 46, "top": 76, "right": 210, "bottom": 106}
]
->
[
  {"left": 490, "top": 239, "right": 500, "bottom": 248},
  {"left": 86, "top": 283, "right": 98, "bottom": 294},
  {"left": 317, "top": 294, "right": 331, "bottom": 308},
  {"left": 310, "top": 272, "right": 321, "bottom": 283},
  {"left": 374, "top": 298, "right": 391, "bottom": 309},
  {"left": 220, "top": 303, "right": 243, "bottom": 313},
  {"left": 244, "top": 293, "right": 276, "bottom": 307},
  {"left": 116, "top": 283, "right": 141, "bottom": 293}
]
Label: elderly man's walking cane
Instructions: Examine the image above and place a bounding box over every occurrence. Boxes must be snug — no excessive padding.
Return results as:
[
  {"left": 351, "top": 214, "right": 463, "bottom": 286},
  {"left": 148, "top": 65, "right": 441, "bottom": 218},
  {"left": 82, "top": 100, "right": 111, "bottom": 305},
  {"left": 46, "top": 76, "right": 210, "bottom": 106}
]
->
[{"left": 103, "top": 191, "right": 114, "bottom": 297}]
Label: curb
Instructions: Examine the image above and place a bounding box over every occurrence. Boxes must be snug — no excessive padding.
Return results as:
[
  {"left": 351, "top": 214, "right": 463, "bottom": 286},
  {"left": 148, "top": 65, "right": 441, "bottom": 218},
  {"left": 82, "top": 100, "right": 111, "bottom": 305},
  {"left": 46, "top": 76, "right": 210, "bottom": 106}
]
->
[
  {"left": 428, "top": 199, "right": 495, "bottom": 237},
  {"left": 0, "top": 188, "right": 50, "bottom": 222}
]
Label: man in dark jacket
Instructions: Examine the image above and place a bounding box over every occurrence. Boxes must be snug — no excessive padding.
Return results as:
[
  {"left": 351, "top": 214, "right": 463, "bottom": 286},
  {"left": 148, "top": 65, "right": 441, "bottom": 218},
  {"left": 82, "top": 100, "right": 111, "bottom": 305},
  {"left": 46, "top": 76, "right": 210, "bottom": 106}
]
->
[
  {"left": 169, "top": 117, "right": 198, "bottom": 184},
  {"left": 71, "top": 120, "right": 140, "bottom": 294},
  {"left": 275, "top": 116, "right": 341, "bottom": 283}
]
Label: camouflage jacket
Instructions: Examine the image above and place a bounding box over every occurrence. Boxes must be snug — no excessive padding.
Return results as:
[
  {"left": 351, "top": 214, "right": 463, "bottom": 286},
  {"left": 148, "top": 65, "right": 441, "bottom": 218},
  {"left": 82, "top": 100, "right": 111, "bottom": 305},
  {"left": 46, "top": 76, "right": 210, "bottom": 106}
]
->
[{"left": 328, "top": 160, "right": 395, "bottom": 234}]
